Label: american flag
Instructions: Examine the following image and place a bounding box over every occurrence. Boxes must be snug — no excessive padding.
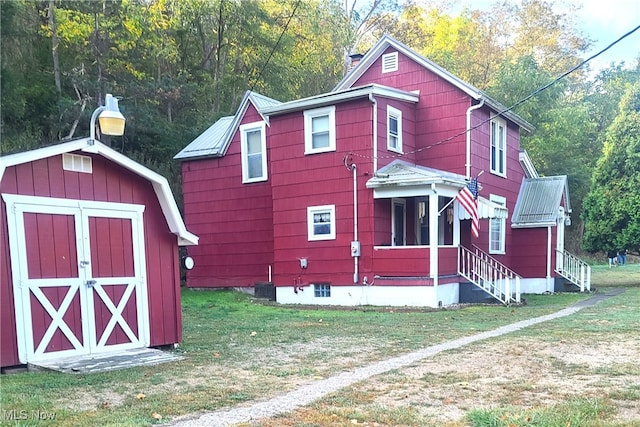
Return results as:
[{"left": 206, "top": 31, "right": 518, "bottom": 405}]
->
[{"left": 456, "top": 178, "right": 479, "bottom": 238}]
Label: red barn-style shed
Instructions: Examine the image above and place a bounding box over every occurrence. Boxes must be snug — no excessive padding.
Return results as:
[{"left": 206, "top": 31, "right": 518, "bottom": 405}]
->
[{"left": 0, "top": 138, "right": 198, "bottom": 369}]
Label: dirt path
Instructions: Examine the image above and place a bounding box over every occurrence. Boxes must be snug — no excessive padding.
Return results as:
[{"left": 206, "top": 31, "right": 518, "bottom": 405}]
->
[{"left": 171, "top": 289, "right": 631, "bottom": 426}]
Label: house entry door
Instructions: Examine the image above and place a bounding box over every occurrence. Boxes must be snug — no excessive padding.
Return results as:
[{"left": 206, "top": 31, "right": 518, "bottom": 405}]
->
[{"left": 3, "top": 195, "right": 149, "bottom": 364}]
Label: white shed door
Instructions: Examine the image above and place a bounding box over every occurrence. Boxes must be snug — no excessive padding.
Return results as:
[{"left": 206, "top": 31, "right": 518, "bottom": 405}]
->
[{"left": 3, "top": 195, "right": 149, "bottom": 364}]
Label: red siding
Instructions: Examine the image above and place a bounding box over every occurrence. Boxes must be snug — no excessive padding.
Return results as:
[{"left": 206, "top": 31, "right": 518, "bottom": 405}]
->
[
  {"left": 182, "top": 104, "right": 274, "bottom": 288},
  {"left": 1, "top": 152, "right": 182, "bottom": 367},
  {"left": 180, "top": 41, "right": 554, "bottom": 292}
]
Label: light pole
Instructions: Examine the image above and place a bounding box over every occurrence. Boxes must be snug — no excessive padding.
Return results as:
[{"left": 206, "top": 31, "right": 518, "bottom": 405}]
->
[{"left": 89, "top": 94, "right": 126, "bottom": 143}]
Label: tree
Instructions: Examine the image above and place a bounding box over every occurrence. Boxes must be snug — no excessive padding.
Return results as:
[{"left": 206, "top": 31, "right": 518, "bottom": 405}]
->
[{"left": 582, "top": 81, "right": 640, "bottom": 255}]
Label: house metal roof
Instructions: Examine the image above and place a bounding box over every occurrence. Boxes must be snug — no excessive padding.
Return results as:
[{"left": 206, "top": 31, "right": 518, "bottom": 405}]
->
[
  {"left": 260, "top": 84, "right": 419, "bottom": 116},
  {"left": 366, "top": 160, "right": 508, "bottom": 219},
  {"left": 366, "top": 159, "right": 468, "bottom": 189},
  {"left": 174, "top": 116, "right": 234, "bottom": 159},
  {"left": 334, "top": 34, "right": 534, "bottom": 133},
  {"left": 512, "top": 176, "right": 570, "bottom": 228},
  {"left": 0, "top": 138, "right": 198, "bottom": 245},
  {"left": 174, "top": 91, "right": 281, "bottom": 161}
]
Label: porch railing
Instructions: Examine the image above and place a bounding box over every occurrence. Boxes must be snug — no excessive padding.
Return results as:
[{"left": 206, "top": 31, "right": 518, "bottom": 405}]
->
[
  {"left": 458, "top": 245, "right": 521, "bottom": 305},
  {"left": 555, "top": 249, "right": 591, "bottom": 292}
]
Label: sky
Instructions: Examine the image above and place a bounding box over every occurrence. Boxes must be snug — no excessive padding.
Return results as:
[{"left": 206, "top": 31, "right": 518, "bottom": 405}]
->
[{"left": 455, "top": 0, "right": 640, "bottom": 73}]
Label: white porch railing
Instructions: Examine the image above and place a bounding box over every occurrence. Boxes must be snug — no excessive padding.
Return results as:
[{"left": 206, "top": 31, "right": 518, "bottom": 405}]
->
[
  {"left": 555, "top": 249, "right": 591, "bottom": 292},
  {"left": 458, "top": 245, "right": 521, "bottom": 305}
]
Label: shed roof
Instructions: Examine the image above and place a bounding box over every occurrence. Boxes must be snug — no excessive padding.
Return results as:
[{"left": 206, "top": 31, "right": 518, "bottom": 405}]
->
[
  {"left": 334, "top": 34, "right": 534, "bottom": 133},
  {"left": 174, "top": 91, "right": 281, "bottom": 161},
  {"left": 512, "top": 176, "right": 570, "bottom": 228},
  {"left": 0, "top": 138, "right": 198, "bottom": 245}
]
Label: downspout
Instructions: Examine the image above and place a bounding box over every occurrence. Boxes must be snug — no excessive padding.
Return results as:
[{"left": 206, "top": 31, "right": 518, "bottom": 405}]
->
[
  {"left": 352, "top": 163, "right": 359, "bottom": 284},
  {"left": 369, "top": 94, "right": 378, "bottom": 172},
  {"left": 466, "top": 99, "right": 485, "bottom": 179}
]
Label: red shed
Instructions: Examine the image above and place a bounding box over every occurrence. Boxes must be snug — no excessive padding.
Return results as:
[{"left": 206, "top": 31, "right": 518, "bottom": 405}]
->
[{"left": 1, "top": 138, "right": 198, "bottom": 369}]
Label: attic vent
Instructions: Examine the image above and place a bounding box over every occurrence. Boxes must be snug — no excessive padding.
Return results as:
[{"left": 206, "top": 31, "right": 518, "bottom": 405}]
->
[
  {"left": 382, "top": 52, "right": 398, "bottom": 73},
  {"left": 63, "top": 153, "right": 92, "bottom": 174}
]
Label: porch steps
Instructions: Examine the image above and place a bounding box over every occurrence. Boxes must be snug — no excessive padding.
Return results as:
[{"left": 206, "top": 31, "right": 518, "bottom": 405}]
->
[
  {"left": 458, "top": 245, "right": 521, "bottom": 306},
  {"left": 555, "top": 250, "right": 591, "bottom": 292}
]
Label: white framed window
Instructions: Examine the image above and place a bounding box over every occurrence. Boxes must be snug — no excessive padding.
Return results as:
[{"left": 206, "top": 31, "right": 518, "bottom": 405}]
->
[
  {"left": 63, "top": 153, "right": 92, "bottom": 173},
  {"left": 304, "top": 106, "right": 336, "bottom": 154},
  {"left": 387, "top": 106, "right": 403, "bottom": 153},
  {"left": 391, "top": 199, "right": 406, "bottom": 246},
  {"left": 307, "top": 205, "right": 336, "bottom": 241},
  {"left": 314, "top": 283, "right": 331, "bottom": 298},
  {"left": 382, "top": 51, "right": 398, "bottom": 73},
  {"left": 490, "top": 117, "right": 507, "bottom": 176},
  {"left": 489, "top": 194, "right": 506, "bottom": 254},
  {"left": 240, "top": 121, "right": 267, "bottom": 183}
]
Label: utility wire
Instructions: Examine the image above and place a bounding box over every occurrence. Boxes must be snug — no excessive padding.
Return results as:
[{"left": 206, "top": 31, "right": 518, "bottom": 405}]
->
[
  {"left": 350, "top": 24, "right": 640, "bottom": 161},
  {"left": 249, "top": 0, "right": 302, "bottom": 93}
]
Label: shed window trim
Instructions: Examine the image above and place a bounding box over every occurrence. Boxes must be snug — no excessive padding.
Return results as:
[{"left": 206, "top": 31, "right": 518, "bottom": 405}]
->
[
  {"left": 63, "top": 153, "right": 92, "bottom": 174},
  {"left": 490, "top": 117, "right": 507, "bottom": 177},
  {"left": 240, "top": 121, "right": 267, "bottom": 183},
  {"left": 387, "top": 106, "right": 403, "bottom": 154},
  {"left": 307, "top": 204, "right": 336, "bottom": 241},
  {"left": 304, "top": 106, "right": 336, "bottom": 154},
  {"left": 489, "top": 194, "right": 506, "bottom": 254}
]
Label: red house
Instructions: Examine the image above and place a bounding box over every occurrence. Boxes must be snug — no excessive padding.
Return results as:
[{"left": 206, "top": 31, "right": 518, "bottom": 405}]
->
[
  {"left": 1, "top": 138, "right": 198, "bottom": 369},
  {"left": 176, "top": 35, "right": 589, "bottom": 307}
]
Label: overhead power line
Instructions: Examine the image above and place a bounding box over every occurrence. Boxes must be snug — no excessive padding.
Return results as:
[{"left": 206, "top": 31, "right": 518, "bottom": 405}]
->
[
  {"left": 350, "top": 24, "right": 640, "bottom": 161},
  {"left": 249, "top": 0, "right": 302, "bottom": 93}
]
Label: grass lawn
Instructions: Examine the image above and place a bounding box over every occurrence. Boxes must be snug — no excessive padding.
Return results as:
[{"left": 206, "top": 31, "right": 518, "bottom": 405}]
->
[{"left": 0, "top": 263, "right": 638, "bottom": 426}]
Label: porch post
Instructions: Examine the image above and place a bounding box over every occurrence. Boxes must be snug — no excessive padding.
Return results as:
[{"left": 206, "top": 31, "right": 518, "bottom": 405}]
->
[
  {"left": 546, "top": 225, "right": 553, "bottom": 292},
  {"left": 429, "top": 184, "right": 439, "bottom": 287}
]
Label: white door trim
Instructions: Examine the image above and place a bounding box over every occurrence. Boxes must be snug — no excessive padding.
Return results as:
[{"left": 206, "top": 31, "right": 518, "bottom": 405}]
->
[{"left": 2, "top": 193, "right": 149, "bottom": 363}]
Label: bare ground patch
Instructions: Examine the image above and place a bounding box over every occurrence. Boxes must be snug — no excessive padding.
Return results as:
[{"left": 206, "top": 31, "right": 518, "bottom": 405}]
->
[{"left": 360, "top": 336, "right": 640, "bottom": 425}]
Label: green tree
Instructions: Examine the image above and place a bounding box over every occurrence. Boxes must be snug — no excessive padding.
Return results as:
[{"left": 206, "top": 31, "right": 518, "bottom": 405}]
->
[{"left": 582, "top": 81, "right": 640, "bottom": 255}]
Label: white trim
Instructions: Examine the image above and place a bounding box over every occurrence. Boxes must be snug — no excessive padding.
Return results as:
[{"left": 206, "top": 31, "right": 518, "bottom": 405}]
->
[
  {"left": 490, "top": 117, "right": 507, "bottom": 177},
  {"left": 391, "top": 198, "right": 406, "bottom": 246},
  {"left": 489, "top": 194, "right": 506, "bottom": 254},
  {"left": 382, "top": 51, "right": 398, "bottom": 73},
  {"left": 0, "top": 138, "right": 198, "bottom": 246},
  {"left": 307, "top": 204, "right": 336, "bottom": 241},
  {"left": 386, "top": 105, "right": 403, "bottom": 154},
  {"left": 240, "top": 121, "right": 268, "bottom": 183},
  {"left": 63, "top": 153, "right": 92, "bottom": 173},
  {"left": 304, "top": 106, "right": 336, "bottom": 154}
]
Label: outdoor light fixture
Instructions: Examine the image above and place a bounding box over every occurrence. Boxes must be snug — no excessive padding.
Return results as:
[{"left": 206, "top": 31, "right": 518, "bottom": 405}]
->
[{"left": 90, "top": 93, "right": 126, "bottom": 141}]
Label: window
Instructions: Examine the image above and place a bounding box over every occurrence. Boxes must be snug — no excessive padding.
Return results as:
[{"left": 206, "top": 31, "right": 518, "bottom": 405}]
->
[
  {"left": 304, "top": 106, "right": 336, "bottom": 154},
  {"left": 63, "top": 153, "right": 92, "bottom": 173},
  {"left": 382, "top": 52, "right": 398, "bottom": 73},
  {"left": 314, "top": 283, "right": 331, "bottom": 298},
  {"left": 387, "top": 106, "right": 402, "bottom": 153},
  {"left": 489, "top": 195, "right": 506, "bottom": 254},
  {"left": 490, "top": 117, "right": 507, "bottom": 176},
  {"left": 240, "top": 121, "right": 267, "bottom": 183},
  {"left": 307, "top": 205, "right": 336, "bottom": 241}
]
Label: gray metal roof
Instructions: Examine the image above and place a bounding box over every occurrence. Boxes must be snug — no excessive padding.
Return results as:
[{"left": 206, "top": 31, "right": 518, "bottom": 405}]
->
[
  {"left": 174, "top": 116, "right": 234, "bottom": 160},
  {"left": 174, "top": 91, "right": 281, "bottom": 161},
  {"left": 512, "top": 176, "right": 570, "bottom": 228},
  {"left": 334, "top": 35, "right": 534, "bottom": 133},
  {"left": 366, "top": 159, "right": 468, "bottom": 188}
]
